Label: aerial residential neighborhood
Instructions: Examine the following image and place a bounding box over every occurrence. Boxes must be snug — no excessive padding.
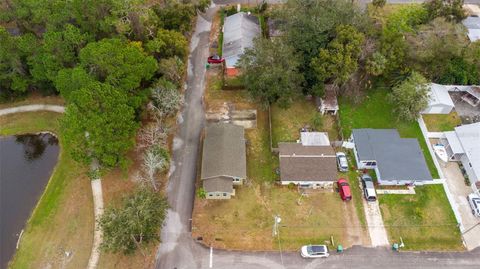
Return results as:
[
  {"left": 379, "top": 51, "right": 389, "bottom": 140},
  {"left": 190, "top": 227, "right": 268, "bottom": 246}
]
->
[{"left": 1, "top": 1, "right": 480, "bottom": 269}]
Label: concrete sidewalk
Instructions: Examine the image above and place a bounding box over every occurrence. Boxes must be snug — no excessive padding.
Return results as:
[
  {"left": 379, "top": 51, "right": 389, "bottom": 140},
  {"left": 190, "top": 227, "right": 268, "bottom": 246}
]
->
[{"left": 363, "top": 199, "right": 390, "bottom": 247}]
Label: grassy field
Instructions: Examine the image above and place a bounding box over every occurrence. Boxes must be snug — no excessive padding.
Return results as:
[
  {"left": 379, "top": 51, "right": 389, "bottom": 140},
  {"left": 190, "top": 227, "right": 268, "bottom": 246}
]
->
[
  {"left": 422, "top": 112, "right": 462, "bottom": 132},
  {"left": 339, "top": 88, "right": 439, "bottom": 178},
  {"left": 378, "top": 185, "right": 463, "bottom": 251},
  {"left": 271, "top": 99, "right": 339, "bottom": 147},
  {"left": 1, "top": 111, "right": 94, "bottom": 269}
]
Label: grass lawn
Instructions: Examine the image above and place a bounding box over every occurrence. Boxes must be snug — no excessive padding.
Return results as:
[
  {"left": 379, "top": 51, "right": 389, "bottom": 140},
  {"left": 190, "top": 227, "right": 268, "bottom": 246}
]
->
[
  {"left": 339, "top": 88, "right": 440, "bottom": 179},
  {"left": 422, "top": 112, "right": 462, "bottom": 132},
  {"left": 379, "top": 185, "right": 463, "bottom": 251},
  {"left": 271, "top": 99, "right": 339, "bottom": 148},
  {"left": 1, "top": 111, "right": 93, "bottom": 269}
]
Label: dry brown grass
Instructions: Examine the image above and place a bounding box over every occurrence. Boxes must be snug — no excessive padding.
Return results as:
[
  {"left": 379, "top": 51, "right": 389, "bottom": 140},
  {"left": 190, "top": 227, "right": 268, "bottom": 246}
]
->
[
  {"left": 422, "top": 112, "right": 462, "bottom": 132},
  {"left": 0, "top": 93, "right": 64, "bottom": 109}
]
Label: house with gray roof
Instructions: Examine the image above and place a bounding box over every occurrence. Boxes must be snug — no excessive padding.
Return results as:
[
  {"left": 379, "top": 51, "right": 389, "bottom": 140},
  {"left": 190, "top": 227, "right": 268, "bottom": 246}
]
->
[
  {"left": 278, "top": 137, "right": 337, "bottom": 188},
  {"left": 442, "top": 122, "right": 480, "bottom": 185},
  {"left": 201, "top": 123, "right": 246, "bottom": 199},
  {"left": 222, "top": 12, "right": 261, "bottom": 76},
  {"left": 351, "top": 129, "right": 433, "bottom": 185},
  {"left": 463, "top": 16, "right": 480, "bottom": 42}
]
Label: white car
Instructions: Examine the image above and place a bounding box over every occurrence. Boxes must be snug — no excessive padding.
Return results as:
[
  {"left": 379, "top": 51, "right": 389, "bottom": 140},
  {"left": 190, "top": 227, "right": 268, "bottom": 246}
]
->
[
  {"left": 300, "top": 245, "right": 329, "bottom": 258},
  {"left": 468, "top": 193, "right": 480, "bottom": 217},
  {"left": 336, "top": 152, "right": 348, "bottom": 172}
]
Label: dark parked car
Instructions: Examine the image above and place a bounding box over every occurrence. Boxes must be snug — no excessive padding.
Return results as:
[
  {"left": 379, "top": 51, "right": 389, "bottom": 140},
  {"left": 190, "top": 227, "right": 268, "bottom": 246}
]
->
[
  {"left": 337, "top": 178, "right": 352, "bottom": 201},
  {"left": 207, "top": 55, "right": 224, "bottom": 64}
]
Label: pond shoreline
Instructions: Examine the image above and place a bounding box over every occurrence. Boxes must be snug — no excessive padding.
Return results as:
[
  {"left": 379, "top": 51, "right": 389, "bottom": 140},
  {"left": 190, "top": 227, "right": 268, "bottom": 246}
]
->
[{"left": 0, "top": 133, "right": 60, "bottom": 268}]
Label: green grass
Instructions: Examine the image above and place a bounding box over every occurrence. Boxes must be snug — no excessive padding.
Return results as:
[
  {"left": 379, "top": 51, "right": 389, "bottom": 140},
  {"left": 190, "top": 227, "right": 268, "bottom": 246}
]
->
[
  {"left": 378, "top": 185, "right": 463, "bottom": 251},
  {"left": 422, "top": 112, "right": 462, "bottom": 132},
  {"left": 339, "top": 88, "right": 439, "bottom": 179},
  {"left": 1, "top": 111, "right": 93, "bottom": 268}
]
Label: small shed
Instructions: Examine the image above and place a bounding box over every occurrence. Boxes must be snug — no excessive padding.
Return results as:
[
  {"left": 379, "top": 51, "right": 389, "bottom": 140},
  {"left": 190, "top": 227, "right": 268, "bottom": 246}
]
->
[
  {"left": 461, "top": 86, "right": 480, "bottom": 107},
  {"left": 300, "top": 132, "right": 330, "bottom": 146},
  {"left": 317, "top": 85, "right": 339, "bottom": 115},
  {"left": 422, "top": 83, "right": 455, "bottom": 114}
]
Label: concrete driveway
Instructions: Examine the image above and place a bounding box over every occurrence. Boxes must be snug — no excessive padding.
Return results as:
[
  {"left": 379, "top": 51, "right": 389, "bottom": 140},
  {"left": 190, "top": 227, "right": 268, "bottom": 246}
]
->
[
  {"left": 363, "top": 198, "right": 390, "bottom": 247},
  {"left": 441, "top": 162, "right": 480, "bottom": 250}
]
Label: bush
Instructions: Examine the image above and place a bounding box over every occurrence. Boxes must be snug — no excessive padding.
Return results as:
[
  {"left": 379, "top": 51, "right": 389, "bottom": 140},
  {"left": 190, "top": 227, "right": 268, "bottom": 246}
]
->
[
  {"left": 151, "top": 79, "right": 183, "bottom": 117},
  {"left": 99, "top": 188, "right": 168, "bottom": 254}
]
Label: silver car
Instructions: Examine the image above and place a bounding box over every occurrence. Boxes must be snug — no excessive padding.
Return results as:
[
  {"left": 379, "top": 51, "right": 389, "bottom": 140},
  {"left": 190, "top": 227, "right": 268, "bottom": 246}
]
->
[
  {"left": 361, "top": 174, "right": 377, "bottom": 202},
  {"left": 336, "top": 152, "right": 348, "bottom": 172},
  {"left": 468, "top": 193, "right": 480, "bottom": 217},
  {"left": 300, "top": 245, "right": 329, "bottom": 258}
]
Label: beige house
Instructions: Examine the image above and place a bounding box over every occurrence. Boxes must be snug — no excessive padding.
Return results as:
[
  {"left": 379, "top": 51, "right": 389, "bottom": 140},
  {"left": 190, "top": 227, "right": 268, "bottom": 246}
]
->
[{"left": 201, "top": 123, "right": 246, "bottom": 199}]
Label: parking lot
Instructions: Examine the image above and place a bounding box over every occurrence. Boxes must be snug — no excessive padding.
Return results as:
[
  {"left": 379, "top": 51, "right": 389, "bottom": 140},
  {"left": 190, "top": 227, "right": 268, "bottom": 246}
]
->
[{"left": 441, "top": 161, "right": 480, "bottom": 250}]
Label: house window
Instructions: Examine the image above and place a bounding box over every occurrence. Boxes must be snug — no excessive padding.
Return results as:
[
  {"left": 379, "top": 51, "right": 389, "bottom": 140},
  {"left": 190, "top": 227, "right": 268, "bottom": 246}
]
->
[
  {"left": 223, "top": 193, "right": 227, "bottom": 196},
  {"left": 234, "top": 178, "right": 239, "bottom": 182},
  {"left": 469, "top": 163, "right": 472, "bottom": 167},
  {"left": 365, "top": 161, "right": 376, "bottom": 166},
  {"left": 209, "top": 194, "right": 213, "bottom": 197},
  {"left": 216, "top": 194, "right": 220, "bottom": 196}
]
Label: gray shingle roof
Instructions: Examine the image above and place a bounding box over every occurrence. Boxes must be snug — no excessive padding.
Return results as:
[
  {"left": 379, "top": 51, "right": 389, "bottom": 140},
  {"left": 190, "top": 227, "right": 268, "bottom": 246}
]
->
[
  {"left": 278, "top": 143, "right": 337, "bottom": 182},
  {"left": 352, "top": 129, "right": 432, "bottom": 182},
  {"left": 203, "top": 176, "right": 233, "bottom": 193},
  {"left": 463, "top": 16, "right": 480, "bottom": 41},
  {"left": 223, "top": 12, "right": 261, "bottom": 68},
  {"left": 454, "top": 123, "right": 480, "bottom": 180},
  {"left": 201, "top": 123, "right": 247, "bottom": 180}
]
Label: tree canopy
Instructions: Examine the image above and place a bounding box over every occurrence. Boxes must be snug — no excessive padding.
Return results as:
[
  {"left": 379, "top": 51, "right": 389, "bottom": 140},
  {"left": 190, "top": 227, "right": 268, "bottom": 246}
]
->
[
  {"left": 100, "top": 187, "right": 168, "bottom": 254},
  {"left": 311, "top": 25, "right": 365, "bottom": 86},
  {"left": 239, "top": 38, "right": 304, "bottom": 108},
  {"left": 60, "top": 82, "right": 138, "bottom": 168},
  {"left": 389, "top": 72, "right": 429, "bottom": 122}
]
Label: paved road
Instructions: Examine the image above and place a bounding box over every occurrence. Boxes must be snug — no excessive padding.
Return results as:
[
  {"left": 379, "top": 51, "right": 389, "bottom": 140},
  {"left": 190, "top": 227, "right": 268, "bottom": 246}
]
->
[{"left": 155, "top": 2, "right": 480, "bottom": 269}]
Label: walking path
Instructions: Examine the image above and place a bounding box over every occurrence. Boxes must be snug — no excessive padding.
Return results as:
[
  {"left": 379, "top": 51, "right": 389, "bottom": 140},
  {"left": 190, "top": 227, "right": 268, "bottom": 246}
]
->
[
  {"left": 0, "top": 104, "right": 65, "bottom": 116},
  {"left": 87, "top": 160, "right": 104, "bottom": 269},
  {"left": 0, "top": 104, "right": 103, "bottom": 269}
]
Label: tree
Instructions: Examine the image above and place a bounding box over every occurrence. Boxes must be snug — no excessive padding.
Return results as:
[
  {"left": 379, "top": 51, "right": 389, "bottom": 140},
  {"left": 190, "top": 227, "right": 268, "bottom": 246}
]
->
[
  {"left": 29, "top": 24, "right": 89, "bottom": 85},
  {"left": 372, "top": 0, "right": 387, "bottom": 9},
  {"left": 238, "top": 39, "right": 304, "bottom": 108},
  {"left": 389, "top": 72, "right": 429, "bottom": 122},
  {"left": 158, "top": 56, "right": 185, "bottom": 86},
  {"left": 153, "top": 0, "right": 196, "bottom": 33},
  {"left": 79, "top": 38, "right": 158, "bottom": 93},
  {"left": 280, "top": 0, "right": 367, "bottom": 89},
  {"left": 406, "top": 18, "right": 468, "bottom": 81},
  {"left": 438, "top": 57, "right": 479, "bottom": 85},
  {"left": 60, "top": 82, "right": 138, "bottom": 168},
  {"left": 99, "top": 188, "right": 168, "bottom": 254},
  {"left": 311, "top": 25, "right": 365, "bottom": 86},
  {"left": 366, "top": 52, "right": 387, "bottom": 76},
  {"left": 424, "top": 0, "right": 466, "bottom": 23},
  {"left": 0, "top": 27, "right": 35, "bottom": 94},
  {"left": 150, "top": 79, "right": 183, "bottom": 118},
  {"left": 54, "top": 67, "right": 96, "bottom": 101},
  {"left": 145, "top": 29, "right": 188, "bottom": 59},
  {"left": 141, "top": 145, "right": 169, "bottom": 191},
  {"left": 380, "top": 5, "right": 428, "bottom": 78}
]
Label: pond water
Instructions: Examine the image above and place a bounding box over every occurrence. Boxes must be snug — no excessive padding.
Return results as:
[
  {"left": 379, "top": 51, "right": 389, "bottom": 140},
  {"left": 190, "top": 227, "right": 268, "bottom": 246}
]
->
[{"left": 0, "top": 133, "right": 59, "bottom": 268}]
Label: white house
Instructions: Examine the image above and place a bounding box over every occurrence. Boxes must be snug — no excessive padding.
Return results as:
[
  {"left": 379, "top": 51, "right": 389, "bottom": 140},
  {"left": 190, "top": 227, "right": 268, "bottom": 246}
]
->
[
  {"left": 422, "top": 83, "right": 455, "bottom": 114},
  {"left": 442, "top": 122, "right": 480, "bottom": 184},
  {"left": 463, "top": 16, "right": 480, "bottom": 42}
]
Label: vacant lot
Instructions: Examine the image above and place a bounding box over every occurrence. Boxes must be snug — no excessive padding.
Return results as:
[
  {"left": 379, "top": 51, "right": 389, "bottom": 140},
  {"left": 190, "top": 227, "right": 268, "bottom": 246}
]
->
[
  {"left": 422, "top": 112, "right": 462, "bottom": 132},
  {"left": 271, "top": 99, "right": 339, "bottom": 148},
  {"left": 193, "top": 73, "right": 368, "bottom": 250},
  {"left": 339, "top": 89, "right": 439, "bottom": 178},
  {"left": 378, "top": 185, "right": 463, "bottom": 251},
  {"left": 1, "top": 111, "right": 93, "bottom": 269}
]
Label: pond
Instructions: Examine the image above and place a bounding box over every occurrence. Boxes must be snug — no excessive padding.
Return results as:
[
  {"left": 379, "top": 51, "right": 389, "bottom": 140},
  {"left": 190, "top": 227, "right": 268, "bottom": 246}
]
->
[{"left": 0, "top": 133, "right": 59, "bottom": 268}]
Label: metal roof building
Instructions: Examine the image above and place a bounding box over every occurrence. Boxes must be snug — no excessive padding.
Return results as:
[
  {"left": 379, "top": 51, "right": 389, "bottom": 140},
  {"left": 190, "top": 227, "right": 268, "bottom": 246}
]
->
[
  {"left": 463, "top": 16, "right": 480, "bottom": 42},
  {"left": 222, "top": 12, "right": 261, "bottom": 73},
  {"left": 352, "top": 129, "right": 433, "bottom": 185},
  {"left": 423, "top": 83, "right": 455, "bottom": 114}
]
